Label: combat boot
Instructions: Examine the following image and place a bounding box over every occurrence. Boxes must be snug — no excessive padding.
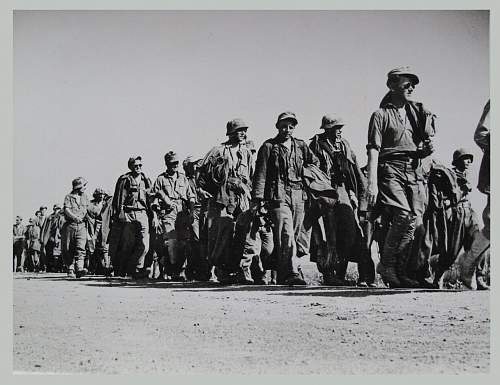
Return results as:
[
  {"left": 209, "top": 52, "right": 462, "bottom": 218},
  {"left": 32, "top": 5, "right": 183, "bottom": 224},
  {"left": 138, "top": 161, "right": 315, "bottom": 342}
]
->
[
  {"left": 460, "top": 231, "right": 489, "bottom": 289},
  {"left": 377, "top": 262, "right": 400, "bottom": 288},
  {"left": 396, "top": 253, "right": 419, "bottom": 288},
  {"left": 239, "top": 267, "right": 254, "bottom": 284}
]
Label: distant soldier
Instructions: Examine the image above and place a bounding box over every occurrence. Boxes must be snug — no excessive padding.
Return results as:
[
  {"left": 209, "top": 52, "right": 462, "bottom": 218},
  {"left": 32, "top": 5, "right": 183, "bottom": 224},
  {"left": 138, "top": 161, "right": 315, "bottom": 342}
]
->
[
  {"left": 35, "top": 206, "right": 48, "bottom": 272},
  {"left": 35, "top": 206, "right": 48, "bottom": 228},
  {"left": 198, "top": 118, "right": 254, "bottom": 283},
  {"left": 309, "top": 114, "right": 374, "bottom": 286},
  {"left": 25, "top": 217, "right": 42, "bottom": 272},
  {"left": 111, "top": 156, "right": 153, "bottom": 279},
  {"left": 252, "top": 111, "right": 319, "bottom": 285},
  {"left": 13, "top": 216, "right": 26, "bottom": 272},
  {"left": 41, "top": 204, "right": 64, "bottom": 272},
  {"left": 366, "top": 66, "right": 436, "bottom": 288},
  {"left": 86, "top": 188, "right": 107, "bottom": 274},
  {"left": 427, "top": 149, "right": 480, "bottom": 287},
  {"left": 98, "top": 191, "right": 114, "bottom": 276},
  {"left": 151, "top": 151, "right": 196, "bottom": 281},
  {"left": 183, "top": 156, "right": 211, "bottom": 281},
  {"left": 61, "top": 177, "right": 90, "bottom": 278}
]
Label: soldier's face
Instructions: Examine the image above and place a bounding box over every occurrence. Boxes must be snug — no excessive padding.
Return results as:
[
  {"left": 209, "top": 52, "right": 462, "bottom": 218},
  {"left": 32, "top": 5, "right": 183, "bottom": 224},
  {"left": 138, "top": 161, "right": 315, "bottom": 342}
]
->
[
  {"left": 40, "top": 208, "right": 46, "bottom": 216},
  {"left": 277, "top": 119, "right": 296, "bottom": 139},
  {"left": 15, "top": 217, "right": 21, "bottom": 225},
  {"left": 326, "top": 126, "right": 343, "bottom": 141},
  {"left": 167, "top": 161, "right": 179, "bottom": 172},
  {"left": 457, "top": 157, "right": 472, "bottom": 172},
  {"left": 392, "top": 75, "right": 416, "bottom": 102},
  {"left": 229, "top": 129, "right": 247, "bottom": 144},
  {"left": 131, "top": 161, "right": 143, "bottom": 175}
]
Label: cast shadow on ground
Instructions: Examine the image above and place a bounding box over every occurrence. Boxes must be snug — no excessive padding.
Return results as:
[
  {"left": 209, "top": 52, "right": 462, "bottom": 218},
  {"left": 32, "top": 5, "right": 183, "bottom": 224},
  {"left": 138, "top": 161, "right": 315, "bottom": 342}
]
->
[{"left": 13, "top": 273, "right": 459, "bottom": 296}]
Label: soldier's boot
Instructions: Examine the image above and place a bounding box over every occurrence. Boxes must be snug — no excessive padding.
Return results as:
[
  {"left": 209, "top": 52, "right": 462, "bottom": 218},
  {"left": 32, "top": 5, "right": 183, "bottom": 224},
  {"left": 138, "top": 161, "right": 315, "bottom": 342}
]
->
[
  {"left": 377, "top": 261, "right": 400, "bottom": 288},
  {"left": 269, "top": 270, "right": 277, "bottom": 285},
  {"left": 460, "top": 231, "right": 490, "bottom": 289},
  {"left": 238, "top": 266, "right": 254, "bottom": 284},
  {"left": 475, "top": 249, "right": 490, "bottom": 290},
  {"left": 396, "top": 253, "right": 420, "bottom": 288}
]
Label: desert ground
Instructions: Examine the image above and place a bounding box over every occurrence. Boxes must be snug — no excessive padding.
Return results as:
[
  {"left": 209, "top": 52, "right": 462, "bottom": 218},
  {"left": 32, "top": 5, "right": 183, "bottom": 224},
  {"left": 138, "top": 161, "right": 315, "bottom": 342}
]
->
[{"left": 13, "top": 262, "right": 489, "bottom": 375}]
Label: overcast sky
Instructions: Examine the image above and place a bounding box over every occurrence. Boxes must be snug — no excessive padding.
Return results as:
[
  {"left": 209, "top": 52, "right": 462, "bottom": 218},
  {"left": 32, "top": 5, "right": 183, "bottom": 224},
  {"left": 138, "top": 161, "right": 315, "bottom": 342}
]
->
[{"left": 13, "top": 10, "right": 489, "bottom": 221}]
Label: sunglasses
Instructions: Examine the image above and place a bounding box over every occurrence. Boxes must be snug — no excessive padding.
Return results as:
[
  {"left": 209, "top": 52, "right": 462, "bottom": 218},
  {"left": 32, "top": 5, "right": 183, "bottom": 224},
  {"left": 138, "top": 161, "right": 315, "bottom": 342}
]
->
[
  {"left": 134, "top": 164, "right": 143, "bottom": 168},
  {"left": 402, "top": 82, "right": 415, "bottom": 90}
]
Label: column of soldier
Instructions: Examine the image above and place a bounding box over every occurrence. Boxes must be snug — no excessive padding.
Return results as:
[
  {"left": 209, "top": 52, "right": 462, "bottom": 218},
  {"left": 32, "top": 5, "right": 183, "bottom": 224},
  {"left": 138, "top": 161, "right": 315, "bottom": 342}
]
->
[{"left": 13, "top": 67, "right": 491, "bottom": 290}]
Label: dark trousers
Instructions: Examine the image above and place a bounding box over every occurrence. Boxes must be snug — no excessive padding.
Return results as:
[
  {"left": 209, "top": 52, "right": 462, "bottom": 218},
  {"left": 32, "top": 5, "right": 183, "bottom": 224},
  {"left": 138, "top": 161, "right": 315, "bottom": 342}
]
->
[
  {"left": 61, "top": 222, "right": 87, "bottom": 272},
  {"left": 118, "top": 211, "right": 150, "bottom": 275}
]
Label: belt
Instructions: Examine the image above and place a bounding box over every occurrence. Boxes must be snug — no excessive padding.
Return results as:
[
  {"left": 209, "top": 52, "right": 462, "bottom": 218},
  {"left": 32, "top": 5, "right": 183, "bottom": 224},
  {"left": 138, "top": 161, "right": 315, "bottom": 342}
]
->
[
  {"left": 380, "top": 153, "right": 417, "bottom": 163},
  {"left": 286, "top": 181, "right": 303, "bottom": 190},
  {"left": 123, "top": 206, "right": 147, "bottom": 212}
]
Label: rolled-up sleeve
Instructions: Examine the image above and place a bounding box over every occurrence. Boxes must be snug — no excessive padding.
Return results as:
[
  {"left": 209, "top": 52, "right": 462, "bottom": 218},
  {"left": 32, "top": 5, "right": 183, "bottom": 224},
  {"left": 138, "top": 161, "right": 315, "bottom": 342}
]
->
[{"left": 367, "top": 111, "right": 383, "bottom": 151}]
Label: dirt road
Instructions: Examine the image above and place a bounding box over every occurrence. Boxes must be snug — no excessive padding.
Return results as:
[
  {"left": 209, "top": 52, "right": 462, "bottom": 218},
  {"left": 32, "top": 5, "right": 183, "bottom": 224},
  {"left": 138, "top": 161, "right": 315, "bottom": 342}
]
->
[{"left": 13, "top": 271, "right": 490, "bottom": 375}]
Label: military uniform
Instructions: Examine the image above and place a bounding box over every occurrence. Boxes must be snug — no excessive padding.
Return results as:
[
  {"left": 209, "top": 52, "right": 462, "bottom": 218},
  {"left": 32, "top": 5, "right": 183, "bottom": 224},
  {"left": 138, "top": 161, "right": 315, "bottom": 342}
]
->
[
  {"left": 253, "top": 112, "right": 319, "bottom": 285},
  {"left": 427, "top": 152, "right": 480, "bottom": 286},
  {"left": 198, "top": 119, "right": 254, "bottom": 282},
  {"left": 13, "top": 220, "right": 26, "bottom": 272},
  {"left": 309, "top": 114, "right": 373, "bottom": 285},
  {"left": 152, "top": 156, "right": 195, "bottom": 280},
  {"left": 61, "top": 178, "right": 90, "bottom": 277},
  {"left": 41, "top": 205, "right": 64, "bottom": 272},
  {"left": 367, "top": 67, "right": 436, "bottom": 287},
  {"left": 25, "top": 220, "right": 42, "bottom": 272},
  {"left": 111, "top": 158, "right": 152, "bottom": 278}
]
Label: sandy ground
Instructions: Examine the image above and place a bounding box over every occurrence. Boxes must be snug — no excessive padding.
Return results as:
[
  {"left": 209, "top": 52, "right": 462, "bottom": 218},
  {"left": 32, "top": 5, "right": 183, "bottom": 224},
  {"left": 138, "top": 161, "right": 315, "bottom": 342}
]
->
[{"left": 13, "top": 265, "right": 490, "bottom": 375}]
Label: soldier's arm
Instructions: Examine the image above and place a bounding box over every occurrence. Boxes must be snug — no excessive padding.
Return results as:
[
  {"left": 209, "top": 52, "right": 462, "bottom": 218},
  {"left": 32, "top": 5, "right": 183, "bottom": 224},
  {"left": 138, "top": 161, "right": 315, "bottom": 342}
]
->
[
  {"left": 474, "top": 100, "right": 490, "bottom": 152},
  {"left": 252, "top": 143, "right": 270, "bottom": 200},
  {"left": 63, "top": 195, "right": 83, "bottom": 223}
]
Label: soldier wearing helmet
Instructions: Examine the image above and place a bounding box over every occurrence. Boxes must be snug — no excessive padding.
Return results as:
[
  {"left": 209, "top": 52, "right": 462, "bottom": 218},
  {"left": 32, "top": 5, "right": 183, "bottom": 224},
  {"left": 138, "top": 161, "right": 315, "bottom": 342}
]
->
[
  {"left": 252, "top": 111, "right": 319, "bottom": 286},
  {"left": 150, "top": 151, "right": 196, "bottom": 281},
  {"left": 85, "top": 187, "right": 107, "bottom": 274},
  {"left": 309, "top": 114, "right": 374, "bottom": 286},
  {"left": 197, "top": 118, "right": 254, "bottom": 284},
  {"left": 61, "top": 177, "right": 90, "bottom": 278}
]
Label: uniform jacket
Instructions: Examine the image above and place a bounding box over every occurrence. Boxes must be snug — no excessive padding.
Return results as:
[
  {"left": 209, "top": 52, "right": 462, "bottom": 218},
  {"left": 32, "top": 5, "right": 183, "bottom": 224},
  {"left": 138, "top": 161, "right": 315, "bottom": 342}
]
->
[
  {"left": 13, "top": 223, "right": 26, "bottom": 244},
  {"left": 368, "top": 93, "right": 437, "bottom": 160},
  {"left": 198, "top": 143, "right": 253, "bottom": 211},
  {"left": 252, "top": 136, "right": 319, "bottom": 202},
  {"left": 309, "top": 134, "right": 367, "bottom": 210},
  {"left": 41, "top": 212, "right": 65, "bottom": 245},
  {"left": 63, "top": 193, "right": 90, "bottom": 224},
  {"left": 152, "top": 171, "right": 195, "bottom": 214},
  {"left": 111, "top": 172, "right": 152, "bottom": 219},
  {"left": 25, "top": 224, "right": 41, "bottom": 252}
]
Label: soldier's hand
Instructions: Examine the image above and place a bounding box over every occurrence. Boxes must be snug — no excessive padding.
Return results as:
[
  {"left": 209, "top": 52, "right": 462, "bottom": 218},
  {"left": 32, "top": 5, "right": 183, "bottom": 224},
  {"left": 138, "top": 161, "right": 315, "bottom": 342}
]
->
[
  {"left": 419, "top": 139, "right": 434, "bottom": 157},
  {"left": 199, "top": 189, "right": 213, "bottom": 200},
  {"left": 249, "top": 199, "right": 262, "bottom": 213},
  {"left": 367, "top": 183, "right": 378, "bottom": 207}
]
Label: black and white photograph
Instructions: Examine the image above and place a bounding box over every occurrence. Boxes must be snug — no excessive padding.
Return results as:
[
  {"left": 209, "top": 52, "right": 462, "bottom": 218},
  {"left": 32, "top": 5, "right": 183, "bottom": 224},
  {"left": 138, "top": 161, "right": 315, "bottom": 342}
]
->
[{"left": 6, "top": 0, "right": 495, "bottom": 379}]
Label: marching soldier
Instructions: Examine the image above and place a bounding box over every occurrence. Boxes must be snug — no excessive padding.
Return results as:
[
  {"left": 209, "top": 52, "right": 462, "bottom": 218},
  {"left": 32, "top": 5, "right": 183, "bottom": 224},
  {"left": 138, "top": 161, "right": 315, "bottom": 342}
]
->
[
  {"left": 252, "top": 111, "right": 319, "bottom": 285},
  {"left": 13, "top": 216, "right": 26, "bottom": 272},
  {"left": 111, "top": 156, "right": 153, "bottom": 279},
  {"left": 198, "top": 118, "right": 254, "bottom": 283},
  {"left": 366, "top": 66, "right": 436, "bottom": 288},
  {"left": 309, "top": 114, "right": 374, "bottom": 286},
  {"left": 151, "top": 151, "right": 196, "bottom": 281},
  {"left": 61, "top": 177, "right": 90, "bottom": 278}
]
